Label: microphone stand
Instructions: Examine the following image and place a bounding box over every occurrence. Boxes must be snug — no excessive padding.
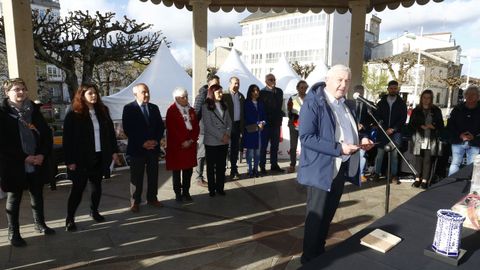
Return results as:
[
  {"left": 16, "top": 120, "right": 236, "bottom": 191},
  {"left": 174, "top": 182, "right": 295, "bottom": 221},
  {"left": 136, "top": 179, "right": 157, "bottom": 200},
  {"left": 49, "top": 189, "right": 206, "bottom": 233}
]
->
[{"left": 366, "top": 108, "right": 417, "bottom": 215}]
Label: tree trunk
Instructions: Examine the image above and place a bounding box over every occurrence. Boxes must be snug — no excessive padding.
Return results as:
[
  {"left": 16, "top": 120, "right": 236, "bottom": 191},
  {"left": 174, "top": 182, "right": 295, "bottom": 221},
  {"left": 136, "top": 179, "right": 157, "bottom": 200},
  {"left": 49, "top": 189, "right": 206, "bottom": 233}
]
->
[
  {"left": 64, "top": 70, "right": 79, "bottom": 101},
  {"left": 82, "top": 61, "right": 94, "bottom": 85}
]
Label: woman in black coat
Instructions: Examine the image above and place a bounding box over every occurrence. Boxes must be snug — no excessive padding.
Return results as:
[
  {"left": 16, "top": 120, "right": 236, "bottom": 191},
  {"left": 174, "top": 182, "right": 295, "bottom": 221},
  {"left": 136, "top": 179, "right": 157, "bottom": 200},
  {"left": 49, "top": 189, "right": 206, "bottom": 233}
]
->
[
  {"left": 63, "top": 83, "right": 119, "bottom": 231},
  {"left": 0, "top": 78, "right": 55, "bottom": 247},
  {"left": 407, "top": 89, "right": 444, "bottom": 189}
]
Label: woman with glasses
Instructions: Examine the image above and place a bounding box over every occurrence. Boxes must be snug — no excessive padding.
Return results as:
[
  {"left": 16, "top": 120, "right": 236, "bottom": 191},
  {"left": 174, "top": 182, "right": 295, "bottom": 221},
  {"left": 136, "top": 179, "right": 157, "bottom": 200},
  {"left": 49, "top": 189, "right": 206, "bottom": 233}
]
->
[
  {"left": 63, "top": 83, "right": 119, "bottom": 231},
  {"left": 165, "top": 87, "right": 199, "bottom": 202},
  {"left": 0, "top": 78, "right": 55, "bottom": 247}
]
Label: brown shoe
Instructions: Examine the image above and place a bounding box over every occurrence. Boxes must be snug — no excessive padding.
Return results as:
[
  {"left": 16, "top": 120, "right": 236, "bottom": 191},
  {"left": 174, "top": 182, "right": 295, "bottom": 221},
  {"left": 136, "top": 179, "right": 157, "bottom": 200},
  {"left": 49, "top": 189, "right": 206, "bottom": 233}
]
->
[
  {"left": 130, "top": 203, "right": 139, "bottom": 213},
  {"left": 147, "top": 200, "right": 163, "bottom": 208},
  {"left": 391, "top": 177, "right": 401, "bottom": 185},
  {"left": 287, "top": 166, "right": 295, "bottom": 173}
]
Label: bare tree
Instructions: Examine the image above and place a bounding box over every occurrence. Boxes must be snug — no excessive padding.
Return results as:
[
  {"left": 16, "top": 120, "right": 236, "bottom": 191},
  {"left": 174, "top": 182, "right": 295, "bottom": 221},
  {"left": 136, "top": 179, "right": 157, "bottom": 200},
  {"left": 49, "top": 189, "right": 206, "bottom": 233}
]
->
[
  {"left": 291, "top": 61, "right": 316, "bottom": 79},
  {"left": 93, "top": 61, "right": 146, "bottom": 96},
  {"left": 362, "top": 64, "right": 389, "bottom": 99},
  {"left": 0, "top": 10, "right": 168, "bottom": 99}
]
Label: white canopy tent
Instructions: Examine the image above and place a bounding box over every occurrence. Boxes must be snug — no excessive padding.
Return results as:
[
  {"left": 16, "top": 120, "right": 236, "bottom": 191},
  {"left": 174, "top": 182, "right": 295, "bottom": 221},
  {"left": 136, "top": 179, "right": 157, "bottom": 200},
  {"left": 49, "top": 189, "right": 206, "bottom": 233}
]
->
[
  {"left": 306, "top": 59, "right": 329, "bottom": 87},
  {"left": 271, "top": 55, "right": 301, "bottom": 95},
  {"left": 103, "top": 42, "right": 192, "bottom": 119},
  {"left": 216, "top": 49, "right": 264, "bottom": 95}
]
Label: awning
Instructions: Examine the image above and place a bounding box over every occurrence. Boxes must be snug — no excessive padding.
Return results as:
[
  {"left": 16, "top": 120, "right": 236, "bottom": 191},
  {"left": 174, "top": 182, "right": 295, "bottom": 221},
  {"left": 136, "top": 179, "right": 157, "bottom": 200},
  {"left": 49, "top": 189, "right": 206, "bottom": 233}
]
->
[{"left": 138, "top": 0, "right": 444, "bottom": 14}]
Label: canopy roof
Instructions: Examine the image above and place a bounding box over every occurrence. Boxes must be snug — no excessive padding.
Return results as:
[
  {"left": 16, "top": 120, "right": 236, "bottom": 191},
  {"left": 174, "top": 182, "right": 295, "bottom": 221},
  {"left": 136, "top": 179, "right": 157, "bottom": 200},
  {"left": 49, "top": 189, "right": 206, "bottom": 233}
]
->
[
  {"left": 271, "top": 55, "right": 300, "bottom": 94},
  {"left": 139, "top": 0, "right": 444, "bottom": 14},
  {"left": 102, "top": 42, "right": 192, "bottom": 119},
  {"left": 216, "top": 48, "right": 264, "bottom": 94}
]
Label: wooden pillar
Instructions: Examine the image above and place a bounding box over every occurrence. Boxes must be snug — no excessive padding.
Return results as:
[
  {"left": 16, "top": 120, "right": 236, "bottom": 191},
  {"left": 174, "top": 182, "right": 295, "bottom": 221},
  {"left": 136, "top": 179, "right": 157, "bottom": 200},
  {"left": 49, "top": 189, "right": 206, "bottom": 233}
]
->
[
  {"left": 3, "top": 0, "right": 38, "bottom": 99},
  {"left": 190, "top": 0, "right": 210, "bottom": 102}
]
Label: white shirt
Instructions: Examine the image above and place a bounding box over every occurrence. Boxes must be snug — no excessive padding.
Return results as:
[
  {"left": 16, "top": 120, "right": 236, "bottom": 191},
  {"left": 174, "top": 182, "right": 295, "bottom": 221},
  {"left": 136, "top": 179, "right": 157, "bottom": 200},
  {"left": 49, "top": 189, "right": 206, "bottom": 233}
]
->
[
  {"left": 324, "top": 91, "right": 357, "bottom": 162},
  {"left": 175, "top": 102, "right": 192, "bottom": 130},
  {"left": 231, "top": 91, "right": 241, "bottom": 121},
  {"left": 215, "top": 102, "right": 224, "bottom": 117},
  {"left": 89, "top": 109, "right": 101, "bottom": 152}
]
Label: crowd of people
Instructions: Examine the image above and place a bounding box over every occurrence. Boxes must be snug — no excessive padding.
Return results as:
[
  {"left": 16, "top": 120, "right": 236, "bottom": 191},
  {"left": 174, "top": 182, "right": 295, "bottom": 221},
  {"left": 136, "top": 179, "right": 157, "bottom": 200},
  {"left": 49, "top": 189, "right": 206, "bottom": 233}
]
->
[{"left": 0, "top": 67, "right": 479, "bottom": 254}]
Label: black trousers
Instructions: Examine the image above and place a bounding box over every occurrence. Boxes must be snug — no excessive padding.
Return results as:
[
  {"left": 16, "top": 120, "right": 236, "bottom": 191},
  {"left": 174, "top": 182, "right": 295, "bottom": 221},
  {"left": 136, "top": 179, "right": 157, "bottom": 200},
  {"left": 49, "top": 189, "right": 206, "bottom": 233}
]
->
[
  {"left": 172, "top": 168, "right": 193, "bottom": 195},
  {"left": 6, "top": 172, "right": 45, "bottom": 228},
  {"left": 67, "top": 152, "right": 103, "bottom": 219},
  {"left": 289, "top": 126, "right": 299, "bottom": 167},
  {"left": 229, "top": 121, "right": 241, "bottom": 172},
  {"left": 301, "top": 162, "right": 348, "bottom": 264},
  {"left": 205, "top": 144, "right": 228, "bottom": 193},
  {"left": 414, "top": 149, "right": 432, "bottom": 181},
  {"left": 260, "top": 125, "right": 281, "bottom": 169},
  {"left": 129, "top": 152, "right": 159, "bottom": 204}
]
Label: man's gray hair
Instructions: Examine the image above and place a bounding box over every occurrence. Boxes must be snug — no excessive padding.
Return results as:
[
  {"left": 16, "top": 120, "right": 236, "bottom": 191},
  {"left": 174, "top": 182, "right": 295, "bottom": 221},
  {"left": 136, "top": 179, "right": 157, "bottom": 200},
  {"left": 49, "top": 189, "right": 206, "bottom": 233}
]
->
[
  {"left": 132, "top": 83, "right": 148, "bottom": 94},
  {"left": 172, "top": 86, "right": 188, "bottom": 100},
  {"left": 325, "top": 65, "right": 351, "bottom": 79},
  {"left": 464, "top": 85, "right": 479, "bottom": 96}
]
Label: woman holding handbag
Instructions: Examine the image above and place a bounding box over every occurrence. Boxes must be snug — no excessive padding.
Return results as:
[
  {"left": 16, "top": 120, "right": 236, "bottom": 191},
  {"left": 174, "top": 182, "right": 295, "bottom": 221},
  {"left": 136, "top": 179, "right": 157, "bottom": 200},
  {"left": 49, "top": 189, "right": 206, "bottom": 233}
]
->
[{"left": 243, "top": 84, "right": 266, "bottom": 178}]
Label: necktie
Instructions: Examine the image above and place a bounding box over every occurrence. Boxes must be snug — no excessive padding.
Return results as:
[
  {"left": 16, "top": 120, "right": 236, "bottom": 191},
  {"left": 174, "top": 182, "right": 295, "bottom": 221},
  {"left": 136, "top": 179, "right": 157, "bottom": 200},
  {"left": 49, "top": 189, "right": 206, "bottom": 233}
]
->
[{"left": 141, "top": 104, "right": 149, "bottom": 124}]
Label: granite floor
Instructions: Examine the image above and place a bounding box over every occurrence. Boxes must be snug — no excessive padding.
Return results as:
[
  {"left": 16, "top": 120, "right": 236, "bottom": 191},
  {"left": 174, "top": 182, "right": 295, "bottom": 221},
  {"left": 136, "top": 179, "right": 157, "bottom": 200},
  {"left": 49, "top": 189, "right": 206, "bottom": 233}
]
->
[{"left": 0, "top": 160, "right": 421, "bottom": 269}]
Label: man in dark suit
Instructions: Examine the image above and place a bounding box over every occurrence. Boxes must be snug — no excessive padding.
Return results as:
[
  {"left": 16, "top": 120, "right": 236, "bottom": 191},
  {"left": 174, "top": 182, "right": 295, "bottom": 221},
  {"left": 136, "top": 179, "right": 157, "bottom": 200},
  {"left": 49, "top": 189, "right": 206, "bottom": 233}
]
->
[
  {"left": 122, "top": 83, "right": 165, "bottom": 212},
  {"left": 259, "top": 73, "right": 285, "bottom": 175},
  {"left": 222, "top": 76, "right": 245, "bottom": 180}
]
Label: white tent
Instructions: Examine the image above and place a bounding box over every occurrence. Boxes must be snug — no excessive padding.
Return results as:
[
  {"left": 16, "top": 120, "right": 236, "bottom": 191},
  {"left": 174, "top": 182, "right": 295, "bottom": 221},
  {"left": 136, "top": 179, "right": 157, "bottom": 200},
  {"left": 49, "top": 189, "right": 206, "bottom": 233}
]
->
[
  {"left": 103, "top": 43, "right": 192, "bottom": 119},
  {"left": 216, "top": 49, "right": 264, "bottom": 95},
  {"left": 271, "top": 55, "right": 300, "bottom": 94},
  {"left": 306, "top": 59, "right": 329, "bottom": 87}
]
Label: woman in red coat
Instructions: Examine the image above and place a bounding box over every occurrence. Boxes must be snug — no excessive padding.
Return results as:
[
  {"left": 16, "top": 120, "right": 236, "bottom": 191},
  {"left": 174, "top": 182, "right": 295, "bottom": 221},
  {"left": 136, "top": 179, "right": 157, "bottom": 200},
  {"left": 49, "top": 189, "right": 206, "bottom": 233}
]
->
[{"left": 166, "top": 87, "right": 200, "bottom": 202}]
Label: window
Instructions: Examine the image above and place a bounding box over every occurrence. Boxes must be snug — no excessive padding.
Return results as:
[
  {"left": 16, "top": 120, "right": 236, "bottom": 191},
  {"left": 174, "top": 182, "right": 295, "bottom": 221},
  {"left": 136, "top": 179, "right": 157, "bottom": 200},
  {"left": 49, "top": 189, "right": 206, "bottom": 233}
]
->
[{"left": 47, "top": 65, "right": 62, "bottom": 80}]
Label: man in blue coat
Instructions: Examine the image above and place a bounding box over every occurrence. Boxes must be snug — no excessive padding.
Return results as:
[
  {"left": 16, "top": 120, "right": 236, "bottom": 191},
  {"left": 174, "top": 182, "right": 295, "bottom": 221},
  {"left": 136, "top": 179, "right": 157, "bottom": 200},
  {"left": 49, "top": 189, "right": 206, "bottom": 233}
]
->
[
  {"left": 298, "top": 65, "right": 373, "bottom": 264},
  {"left": 122, "top": 83, "right": 165, "bottom": 213}
]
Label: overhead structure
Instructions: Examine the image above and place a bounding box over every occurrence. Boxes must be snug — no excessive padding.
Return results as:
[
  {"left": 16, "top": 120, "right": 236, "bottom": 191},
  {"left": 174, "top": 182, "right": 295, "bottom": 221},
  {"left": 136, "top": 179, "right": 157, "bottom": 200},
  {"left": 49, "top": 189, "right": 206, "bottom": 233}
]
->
[
  {"left": 3, "top": 0, "right": 444, "bottom": 99},
  {"left": 138, "top": 0, "right": 444, "bottom": 99},
  {"left": 306, "top": 59, "right": 330, "bottom": 87},
  {"left": 102, "top": 42, "right": 192, "bottom": 119},
  {"left": 215, "top": 49, "right": 264, "bottom": 94}
]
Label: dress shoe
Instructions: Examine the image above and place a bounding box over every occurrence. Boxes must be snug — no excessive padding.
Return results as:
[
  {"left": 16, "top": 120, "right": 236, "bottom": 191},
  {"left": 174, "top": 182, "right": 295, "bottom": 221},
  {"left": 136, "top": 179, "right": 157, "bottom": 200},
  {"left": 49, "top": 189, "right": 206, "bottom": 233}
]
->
[
  {"left": 209, "top": 191, "right": 216, "bottom": 197},
  {"left": 175, "top": 194, "right": 183, "bottom": 202},
  {"left": 183, "top": 193, "right": 193, "bottom": 202},
  {"left": 248, "top": 172, "right": 254, "bottom": 178},
  {"left": 34, "top": 222, "right": 56, "bottom": 235},
  {"left": 260, "top": 167, "right": 267, "bottom": 176},
  {"left": 90, "top": 211, "right": 106, "bottom": 222},
  {"left": 421, "top": 181, "right": 428, "bottom": 189},
  {"left": 271, "top": 166, "right": 285, "bottom": 173},
  {"left": 287, "top": 166, "right": 295, "bottom": 173},
  {"left": 65, "top": 220, "right": 77, "bottom": 232},
  {"left": 370, "top": 173, "right": 380, "bottom": 182},
  {"left": 412, "top": 180, "right": 421, "bottom": 188},
  {"left": 147, "top": 200, "right": 163, "bottom": 208},
  {"left": 130, "top": 203, "right": 140, "bottom": 213},
  {"left": 217, "top": 190, "right": 226, "bottom": 196}
]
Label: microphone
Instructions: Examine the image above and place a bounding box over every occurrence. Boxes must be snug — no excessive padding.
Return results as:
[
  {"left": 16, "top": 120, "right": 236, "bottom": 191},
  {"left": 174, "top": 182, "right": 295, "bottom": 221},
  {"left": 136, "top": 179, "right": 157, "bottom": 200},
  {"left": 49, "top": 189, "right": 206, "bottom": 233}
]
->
[{"left": 353, "top": 92, "right": 377, "bottom": 110}]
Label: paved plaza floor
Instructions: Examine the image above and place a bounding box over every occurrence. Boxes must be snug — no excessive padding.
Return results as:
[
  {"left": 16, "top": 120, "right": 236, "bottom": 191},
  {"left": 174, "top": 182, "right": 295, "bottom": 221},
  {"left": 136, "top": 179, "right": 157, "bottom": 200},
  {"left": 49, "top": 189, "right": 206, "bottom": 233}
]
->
[{"left": 0, "top": 160, "right": 421, "bottom": 269}]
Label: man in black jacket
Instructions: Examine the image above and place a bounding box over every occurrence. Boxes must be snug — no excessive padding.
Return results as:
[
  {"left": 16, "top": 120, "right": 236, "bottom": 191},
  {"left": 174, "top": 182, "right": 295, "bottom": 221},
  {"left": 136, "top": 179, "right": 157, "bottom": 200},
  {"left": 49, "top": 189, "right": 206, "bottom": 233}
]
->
[
  {"left": 259, "top": 73, "right": 285, "bottom": 174},
  {"left": 371, "top": 80, "right": 407, "bottom": 184},
  {"left": 193, "top": 75, "right": 220, "bottom": 186},
  {"left": 122, "top": 83, "right": 165, "bottom": 212},
  {"left": 447, "top": 85, "right": 480, "bottom": 176}
]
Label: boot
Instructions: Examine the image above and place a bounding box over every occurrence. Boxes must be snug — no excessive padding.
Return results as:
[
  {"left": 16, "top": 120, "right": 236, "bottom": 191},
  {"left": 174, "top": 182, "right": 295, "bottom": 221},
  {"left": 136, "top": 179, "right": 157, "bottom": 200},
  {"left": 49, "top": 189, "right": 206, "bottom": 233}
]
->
[
  {"left": 8, "top": 226, "right": 27, "bottom": 247},
  {"left": 90, "top": 211, "right": 106, "bottom": 222},
  {"left": 34, "top": 220, "right": 56, "bottom": 235}
]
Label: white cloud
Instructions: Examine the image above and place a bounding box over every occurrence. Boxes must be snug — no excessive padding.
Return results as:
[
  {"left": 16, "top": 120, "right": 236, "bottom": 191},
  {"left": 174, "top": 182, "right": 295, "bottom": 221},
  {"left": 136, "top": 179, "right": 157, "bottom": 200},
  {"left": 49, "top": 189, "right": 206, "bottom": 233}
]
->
[{"left": 59, "top": 0, "right": 124, "bottom": 18}]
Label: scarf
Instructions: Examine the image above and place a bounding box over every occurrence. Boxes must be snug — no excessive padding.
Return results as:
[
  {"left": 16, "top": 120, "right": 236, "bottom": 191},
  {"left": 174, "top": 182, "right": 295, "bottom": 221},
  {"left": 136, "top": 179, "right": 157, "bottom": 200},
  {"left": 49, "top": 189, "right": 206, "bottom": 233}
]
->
[
  {"left": 175, "top": 101, "right": 193, "bottom": 130},
  {"left": 8, "top": 99, "right": 37, "bottom": 173}
]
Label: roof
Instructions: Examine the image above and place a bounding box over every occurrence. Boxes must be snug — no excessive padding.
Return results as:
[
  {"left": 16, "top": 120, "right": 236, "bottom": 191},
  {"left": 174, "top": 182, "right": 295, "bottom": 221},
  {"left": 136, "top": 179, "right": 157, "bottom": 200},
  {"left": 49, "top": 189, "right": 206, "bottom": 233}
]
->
[
  {"left": 240, "top": 11, "right": 289, "bottom": 24},
  {"left": 138, "top": 0, "right": 444, "bottom": 14}
]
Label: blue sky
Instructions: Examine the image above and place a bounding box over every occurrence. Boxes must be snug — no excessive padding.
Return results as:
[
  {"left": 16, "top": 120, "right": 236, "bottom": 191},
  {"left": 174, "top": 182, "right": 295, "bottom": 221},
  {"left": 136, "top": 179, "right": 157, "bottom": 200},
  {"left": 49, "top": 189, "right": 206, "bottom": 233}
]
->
[{"left": 60, "top": 0, "right": 480, "bottom": 78}]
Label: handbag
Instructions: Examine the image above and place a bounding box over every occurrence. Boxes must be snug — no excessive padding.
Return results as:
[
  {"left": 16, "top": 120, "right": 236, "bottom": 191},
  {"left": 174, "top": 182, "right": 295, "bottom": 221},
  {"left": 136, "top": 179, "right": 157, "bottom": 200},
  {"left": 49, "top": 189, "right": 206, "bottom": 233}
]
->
[{"left": 245, "top": 123, "right": 259, "bottom": 133}]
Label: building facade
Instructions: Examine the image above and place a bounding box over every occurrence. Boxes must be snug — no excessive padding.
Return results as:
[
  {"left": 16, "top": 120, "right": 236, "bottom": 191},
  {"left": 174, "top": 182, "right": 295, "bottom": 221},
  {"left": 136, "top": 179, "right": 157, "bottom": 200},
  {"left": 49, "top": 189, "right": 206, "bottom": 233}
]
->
[{"left": 210, "top": 11, "right": 380, "bottom": 81}]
